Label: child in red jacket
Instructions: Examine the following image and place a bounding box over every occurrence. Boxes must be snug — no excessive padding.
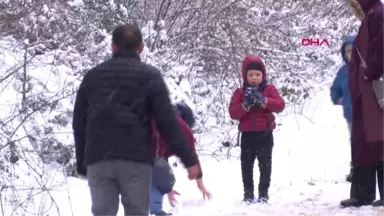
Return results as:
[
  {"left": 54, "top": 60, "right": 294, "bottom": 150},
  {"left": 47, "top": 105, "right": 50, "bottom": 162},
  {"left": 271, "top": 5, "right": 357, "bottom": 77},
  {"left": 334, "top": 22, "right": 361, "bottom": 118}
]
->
[{"left": 229, "top": 56, "right": 285, "bottom": 204}]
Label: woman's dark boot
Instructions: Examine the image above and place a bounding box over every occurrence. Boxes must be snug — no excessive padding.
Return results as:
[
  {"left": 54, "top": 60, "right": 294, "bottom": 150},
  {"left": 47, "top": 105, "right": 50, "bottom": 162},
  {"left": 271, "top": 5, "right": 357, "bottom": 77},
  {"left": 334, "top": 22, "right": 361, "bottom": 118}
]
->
[
  {"left": 341, "top": 165, "right": 376, "bottom": 207},
  {"left": 340, "top": 198, "right": 373, "bottom": 207},
  {"left": 372, "top": 200, "right": 383, "bottom": 206}
]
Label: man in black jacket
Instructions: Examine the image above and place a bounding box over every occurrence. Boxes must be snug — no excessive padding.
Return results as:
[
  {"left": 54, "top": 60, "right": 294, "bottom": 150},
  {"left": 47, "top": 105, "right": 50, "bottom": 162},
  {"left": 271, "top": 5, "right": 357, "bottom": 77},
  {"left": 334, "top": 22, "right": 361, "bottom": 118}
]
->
[{"left": 72, "top": 23, "right": 202, "bottom": 216}]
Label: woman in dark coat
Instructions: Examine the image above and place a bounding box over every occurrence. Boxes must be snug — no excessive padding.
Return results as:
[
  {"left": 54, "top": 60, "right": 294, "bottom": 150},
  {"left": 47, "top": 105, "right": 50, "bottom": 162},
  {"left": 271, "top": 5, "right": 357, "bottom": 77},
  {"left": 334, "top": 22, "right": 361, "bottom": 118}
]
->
[{"left": 341, "top": 0, "right": 383, "bottom": 207}]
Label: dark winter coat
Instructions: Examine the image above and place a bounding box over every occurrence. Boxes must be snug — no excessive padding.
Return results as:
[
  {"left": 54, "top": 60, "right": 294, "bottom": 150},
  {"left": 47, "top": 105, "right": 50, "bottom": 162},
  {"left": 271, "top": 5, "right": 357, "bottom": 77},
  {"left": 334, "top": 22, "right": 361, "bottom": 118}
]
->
[
  {"left": 330, "top": 36, "right": 355, "bottom": 122},
  {"left": 151, "top": 115, "right": 197, "bottom": 194},
  {"left": 349, "top": 0, "right": 383, "bottom": 166},
  {"left": 72, "top": 50, "right": 198, "bottom": 175},
  {"left": 229, "top": 56, "right": 285, "bottom": 132}
]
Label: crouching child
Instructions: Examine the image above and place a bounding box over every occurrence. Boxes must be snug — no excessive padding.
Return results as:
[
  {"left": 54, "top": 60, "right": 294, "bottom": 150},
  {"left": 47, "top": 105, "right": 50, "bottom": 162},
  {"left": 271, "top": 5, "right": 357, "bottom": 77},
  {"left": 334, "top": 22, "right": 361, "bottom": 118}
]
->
[
  {"left": 150, "top": 103, "right": 211, "bottom": 215},
  {"left": 229, "top": 56, "right": 285, "bottom": 204}
]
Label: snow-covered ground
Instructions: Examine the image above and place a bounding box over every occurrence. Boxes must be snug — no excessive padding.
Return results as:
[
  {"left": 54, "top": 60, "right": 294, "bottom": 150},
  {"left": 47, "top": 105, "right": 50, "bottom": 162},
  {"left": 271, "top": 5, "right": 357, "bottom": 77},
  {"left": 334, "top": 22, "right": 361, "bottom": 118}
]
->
[
  {"left": 1, "top": 34, "right": 382, "bottom": 216},
  {"left": 18, "top": 90, "right": 382, "bottom": 216}
]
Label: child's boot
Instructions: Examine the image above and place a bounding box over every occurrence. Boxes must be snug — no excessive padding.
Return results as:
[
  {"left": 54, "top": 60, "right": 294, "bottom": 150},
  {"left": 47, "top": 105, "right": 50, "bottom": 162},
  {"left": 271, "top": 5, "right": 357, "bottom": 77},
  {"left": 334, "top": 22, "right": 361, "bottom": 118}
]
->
[
  {"left": 243, "top": 190, "right": 254, "bottom": 204},
  {"left": 257, "top": 190, "right": 269, "bottom": 204}
]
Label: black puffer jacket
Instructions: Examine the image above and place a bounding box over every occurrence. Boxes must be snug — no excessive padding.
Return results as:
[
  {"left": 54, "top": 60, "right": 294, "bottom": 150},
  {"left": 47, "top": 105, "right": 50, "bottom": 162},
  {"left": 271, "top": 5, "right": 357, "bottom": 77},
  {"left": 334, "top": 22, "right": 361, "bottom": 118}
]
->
[{"left": 72, "top": 50, "right": 198, "bottom": 175}]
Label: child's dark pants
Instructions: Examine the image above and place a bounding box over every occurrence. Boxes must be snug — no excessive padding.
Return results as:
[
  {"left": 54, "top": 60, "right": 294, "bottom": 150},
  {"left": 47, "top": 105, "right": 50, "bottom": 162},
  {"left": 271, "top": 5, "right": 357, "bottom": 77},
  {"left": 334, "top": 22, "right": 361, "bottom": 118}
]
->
[{"left": 241, "top": 131, "right": 274, "bottom": 200}]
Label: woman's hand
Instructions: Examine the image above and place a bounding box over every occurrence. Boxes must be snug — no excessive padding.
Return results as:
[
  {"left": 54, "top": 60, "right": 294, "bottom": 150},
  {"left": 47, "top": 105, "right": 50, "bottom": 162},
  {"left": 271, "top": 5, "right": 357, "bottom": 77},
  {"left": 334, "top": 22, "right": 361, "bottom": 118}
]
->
[
  {"left": 167, "top": 190, "right": 180, "bottom": 207},
  {"left": 196, "top": 179, "right": 212, "bottom": 200}
]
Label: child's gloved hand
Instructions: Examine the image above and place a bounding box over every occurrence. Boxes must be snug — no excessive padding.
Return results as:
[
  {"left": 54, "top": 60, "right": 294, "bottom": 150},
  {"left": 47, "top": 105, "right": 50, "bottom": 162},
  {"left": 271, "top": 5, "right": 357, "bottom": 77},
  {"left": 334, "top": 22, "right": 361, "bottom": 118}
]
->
[
  {"left": 243, "top": 87, "right": 258, "bottom": 110},
  {"left": 256, "top": 92, "right": 265, "bottom": 103},
  {"left": 254, "top": 92, "right": 266, "bottom": 108},
  {"left": 243, "top": 98, "right": 254, "bottom": 110}
]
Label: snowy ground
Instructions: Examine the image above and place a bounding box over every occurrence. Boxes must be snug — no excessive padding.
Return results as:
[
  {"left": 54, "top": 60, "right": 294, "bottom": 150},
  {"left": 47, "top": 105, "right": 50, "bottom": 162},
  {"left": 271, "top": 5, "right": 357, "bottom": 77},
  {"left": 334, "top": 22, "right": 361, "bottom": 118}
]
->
[{"left": 9, "top": 90, "right": 384, "bottom": 216}]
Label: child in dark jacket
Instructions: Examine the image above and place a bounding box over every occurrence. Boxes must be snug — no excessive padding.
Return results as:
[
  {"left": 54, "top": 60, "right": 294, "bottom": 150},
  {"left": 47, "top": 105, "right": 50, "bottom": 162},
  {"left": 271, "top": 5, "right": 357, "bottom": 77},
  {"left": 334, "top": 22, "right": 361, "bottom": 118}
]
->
[
  {"left": 150, "top": 103, "right": 211, "bottom": 216},
  {"left": 330, "top": 35, "right": 355, "bottom": 182},
  {"left": 229, "top": 56, "right": 285, "bottom": 204}
]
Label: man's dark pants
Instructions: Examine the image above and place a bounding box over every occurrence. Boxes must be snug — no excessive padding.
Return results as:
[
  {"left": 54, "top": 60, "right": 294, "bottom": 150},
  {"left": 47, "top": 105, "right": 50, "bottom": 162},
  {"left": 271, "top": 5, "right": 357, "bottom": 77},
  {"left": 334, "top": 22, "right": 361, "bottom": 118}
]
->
[{"left": 87, "top": 160, "right": 152, "bottom": 216}]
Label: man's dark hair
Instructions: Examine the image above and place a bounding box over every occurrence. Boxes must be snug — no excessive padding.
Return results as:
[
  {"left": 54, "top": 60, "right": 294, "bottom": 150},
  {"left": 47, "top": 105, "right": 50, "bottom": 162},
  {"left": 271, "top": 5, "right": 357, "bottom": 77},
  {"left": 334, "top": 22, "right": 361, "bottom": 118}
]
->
[{"left": 112, "top": 23, "right": 143, "bottom": 50}]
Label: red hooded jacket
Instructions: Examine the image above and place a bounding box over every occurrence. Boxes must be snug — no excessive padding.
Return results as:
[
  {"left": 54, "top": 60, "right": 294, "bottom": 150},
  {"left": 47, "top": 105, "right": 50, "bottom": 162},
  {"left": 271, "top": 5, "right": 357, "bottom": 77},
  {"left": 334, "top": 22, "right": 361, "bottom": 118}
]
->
[
  {"left": 229, "top": 56, "right": 285, "bottom": 132},
  {"left": 152, "top": 115, "right": 196, "bottom": 158}
]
